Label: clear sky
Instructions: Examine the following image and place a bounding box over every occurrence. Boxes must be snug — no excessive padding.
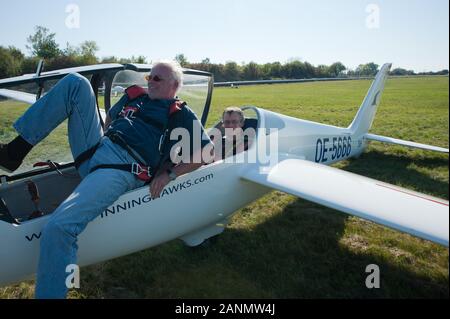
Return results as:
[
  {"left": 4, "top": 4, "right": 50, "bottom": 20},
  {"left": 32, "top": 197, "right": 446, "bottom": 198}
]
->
[{"left": 0, "top": 0, "right": 448, "bottom": 72}]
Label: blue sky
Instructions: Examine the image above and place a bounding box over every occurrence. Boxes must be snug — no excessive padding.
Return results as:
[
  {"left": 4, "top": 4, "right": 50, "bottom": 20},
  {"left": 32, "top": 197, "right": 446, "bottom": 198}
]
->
[{"left": 0, "top": 0, "right": 448, "bottom": 72}]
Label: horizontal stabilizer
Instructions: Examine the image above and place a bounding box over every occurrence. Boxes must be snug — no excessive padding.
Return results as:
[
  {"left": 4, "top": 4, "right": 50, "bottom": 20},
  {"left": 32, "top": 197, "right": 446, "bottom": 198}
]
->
[
  {"left": 242, "top": 158, "right": 449, "bottom": 246},
  {"left": 365, "top": 133, "right": 449, "bottom": 153}
]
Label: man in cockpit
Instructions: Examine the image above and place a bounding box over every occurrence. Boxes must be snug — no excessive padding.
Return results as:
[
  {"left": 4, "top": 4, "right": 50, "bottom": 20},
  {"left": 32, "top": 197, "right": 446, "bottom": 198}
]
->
[
  {"left": 0, "top": 60, "right": 213, "bottom": 298},
  {"left": 214, "top": 106, "right": 251, "bottom": 160}
]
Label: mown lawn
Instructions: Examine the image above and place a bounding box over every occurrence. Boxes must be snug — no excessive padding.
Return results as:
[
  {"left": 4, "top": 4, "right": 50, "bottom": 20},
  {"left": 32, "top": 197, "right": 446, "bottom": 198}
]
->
[{"left": 0, "top": 76, "right": 448, "bottom": 298}]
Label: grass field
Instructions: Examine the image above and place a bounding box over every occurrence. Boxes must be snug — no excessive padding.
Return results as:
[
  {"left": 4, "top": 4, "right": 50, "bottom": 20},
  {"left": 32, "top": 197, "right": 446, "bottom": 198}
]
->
[{"left": 0, "top": 76, "right": 448, "bottom": 298}]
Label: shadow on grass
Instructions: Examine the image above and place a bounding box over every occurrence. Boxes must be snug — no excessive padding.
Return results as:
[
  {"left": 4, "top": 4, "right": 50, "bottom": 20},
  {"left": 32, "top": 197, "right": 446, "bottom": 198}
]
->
[
  {"left": 216, "top": 199, "right": 448, "bottom": 298},
  {"left": 75, "top": 150, "right": 449, "bottom": 299},
  {"left": 78, "top": 196, "right": 448, "bottom": 299}
]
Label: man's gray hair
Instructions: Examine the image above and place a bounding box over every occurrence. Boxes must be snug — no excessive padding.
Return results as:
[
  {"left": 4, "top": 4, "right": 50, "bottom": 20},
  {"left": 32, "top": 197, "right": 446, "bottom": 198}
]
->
[{"left": 153, "top": 60, "right": 184, "bottom": 92}]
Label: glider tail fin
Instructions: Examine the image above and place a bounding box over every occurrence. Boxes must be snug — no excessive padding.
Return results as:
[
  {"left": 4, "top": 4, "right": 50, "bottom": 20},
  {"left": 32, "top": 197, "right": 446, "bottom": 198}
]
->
[{"left": 348, "top": 63, "right": 392, "bottom": 135}]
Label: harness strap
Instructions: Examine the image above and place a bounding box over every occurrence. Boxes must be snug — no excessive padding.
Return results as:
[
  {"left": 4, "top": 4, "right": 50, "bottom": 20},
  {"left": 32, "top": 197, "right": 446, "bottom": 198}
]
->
[
  {"left": 74, "top": 142, "right": 101, "bottom": 169},
  {"left": 125, "top": 85, "right": 147, "bottom": 100},
  {"left": 105, "top": 131, "right": 147, "bottom": 164},
  {"left": 158, "top": 101, "right": 186, "bottom": 157},
  {"left": 73, "top": 86, "right": 186, "bottom": 174},
  {"left": 73, "top": 130, "right": 147, "bottom": 171},
  {"left": 169, "top": 100, "right": 186, "bottom": 116},
  {"left": 89, "top": 163, "right": 154, "bottom": 182}
]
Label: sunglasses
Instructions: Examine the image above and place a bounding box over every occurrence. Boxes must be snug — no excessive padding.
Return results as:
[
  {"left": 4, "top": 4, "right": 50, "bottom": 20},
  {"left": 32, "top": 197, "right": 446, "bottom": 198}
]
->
[{"left": 144, "top": 74, "right": 164, "bottom": 82}]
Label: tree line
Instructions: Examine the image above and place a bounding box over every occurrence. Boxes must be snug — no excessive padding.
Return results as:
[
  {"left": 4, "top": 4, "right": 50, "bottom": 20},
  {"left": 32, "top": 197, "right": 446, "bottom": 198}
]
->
[{"left": 1, "top": 26, "right": 448, "bottom": 81}]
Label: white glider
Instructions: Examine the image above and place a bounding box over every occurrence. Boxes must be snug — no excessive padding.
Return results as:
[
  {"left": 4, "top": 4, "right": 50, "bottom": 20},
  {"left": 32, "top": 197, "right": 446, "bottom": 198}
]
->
[{"left": 0, "top": 62, "right": 447, "bottom": 287}]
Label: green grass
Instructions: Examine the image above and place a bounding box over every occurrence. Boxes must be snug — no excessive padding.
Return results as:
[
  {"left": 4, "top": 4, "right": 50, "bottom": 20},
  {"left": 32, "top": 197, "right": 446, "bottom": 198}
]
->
[
  {"left": 0, "top": 76, "right": 448, "bottom": 298},
  {"left": 0, "top": 101, "right": 72, "bottom": 174}
]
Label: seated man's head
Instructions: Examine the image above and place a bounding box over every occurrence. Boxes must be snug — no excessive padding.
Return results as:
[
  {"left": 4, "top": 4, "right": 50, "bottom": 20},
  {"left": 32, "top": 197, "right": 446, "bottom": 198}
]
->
[
  {"left": 222, "top": 107, "right": 244, "bottom": 131},
  {"left": 146, "top": 60, "right": 183, "bottom": 100}
]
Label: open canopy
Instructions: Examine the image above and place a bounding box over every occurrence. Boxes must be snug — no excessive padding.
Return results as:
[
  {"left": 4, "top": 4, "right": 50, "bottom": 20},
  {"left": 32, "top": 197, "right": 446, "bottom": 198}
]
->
[
  {"left": 0, "top": 63, "right": 214, "bottom": 126},
  {"left": 0, "top": 63, "right": 214, "bottom": 178}
]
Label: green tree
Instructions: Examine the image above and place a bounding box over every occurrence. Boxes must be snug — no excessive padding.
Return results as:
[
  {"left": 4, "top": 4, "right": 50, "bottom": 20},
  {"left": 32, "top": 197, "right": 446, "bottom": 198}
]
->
[
  {"left": 8, "top": 46, "right": 25, "bottom": 63},
  {"left": 175, "top": 53, "right": 188, "bottom": 67},
  {"left": 223, "top": 61, "right": 241, "bottom": 81},
  {"left": 303, "top": 61, "right": 315, "bottom": 78},
  {"left": 63, "top": 42, "right": 80, "bottom": 57},
  {"left": 26, "top": 26, "right": 61, "bottom": 59},
  {"left": 132, "top": 55, "right": 147, "bottom": 64},
  {"left": 101, "top": 56, "right": 119, "bottom": 63},
  {"left": 118, "top": 57, "right": 132, "bottom": 64},
  {"left": 356, "top": 62, "right": 379, "bottom": 76},
  {"left": 316, "top": 65, "right": 329, "bottom": 78},
  {"left": 0, "top": 46, "right": 25, "bottom": 78},
  {"left": 328, "top": 62, "right": 346, "bottom": 77},
  {"left": 209, "top": 63, "right": 225, "bottom": 81},
  {"left": 46, "top": 55, "right": 82, "bottom": 70},
  {"left": 259, "top": 63, "right": 272, "bottom": 79},
  {"left": 365, "top": 62, "right": 379, "bottom": 76},
  {"left": 80, "top": 41, "right": 99, "bottom": 57},
  {"left": 283, "top": 60, "right": 306, "bottom": 78},
  {"left": 78, "top": 40, "right": 99, "bottom": 65},
  {"left": 242, "top": 62, "right": 260, "bottom": 80},
  {"left": 21, "top": 56, "right": 42, "bottom": 74},
  {"left": 390, "top": 68, "right": 415, "bottom": 76},
  {"left": 267, "top": 62, "right": 281, "bottom": 78},
  {"left": 0, "top": 47, "right": 20, "bottom": 78}
]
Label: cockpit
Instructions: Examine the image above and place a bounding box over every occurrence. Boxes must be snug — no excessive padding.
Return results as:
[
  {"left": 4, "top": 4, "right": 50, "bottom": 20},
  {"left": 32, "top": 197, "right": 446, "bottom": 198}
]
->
[
  {"left": 108, "top": 65, "right": 260, "bottom": 162},
  {"left": 208, "top": 108, "right": 259, "bottom": 161}
]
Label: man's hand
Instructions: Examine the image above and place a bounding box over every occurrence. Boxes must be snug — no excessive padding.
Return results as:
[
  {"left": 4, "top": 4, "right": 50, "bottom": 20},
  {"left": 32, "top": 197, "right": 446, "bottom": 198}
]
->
[
  {"left": 149, "top": 151, "right": 207, "bottom": 199},
  {"left": 149, "top": 171, "right": 171, "bottom": 199}
]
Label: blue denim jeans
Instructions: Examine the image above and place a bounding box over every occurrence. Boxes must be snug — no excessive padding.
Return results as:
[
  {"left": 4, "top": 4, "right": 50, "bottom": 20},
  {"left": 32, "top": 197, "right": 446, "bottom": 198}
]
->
[{"left": 14, "top": 73, "right": 145, "bottom": 298}]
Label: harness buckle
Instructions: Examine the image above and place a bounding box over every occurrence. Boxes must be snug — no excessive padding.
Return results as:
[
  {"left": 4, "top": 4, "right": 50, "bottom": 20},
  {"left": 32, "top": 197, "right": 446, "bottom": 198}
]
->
[{"left": 131, "top": 163, "right": 153, "bottom": 182}]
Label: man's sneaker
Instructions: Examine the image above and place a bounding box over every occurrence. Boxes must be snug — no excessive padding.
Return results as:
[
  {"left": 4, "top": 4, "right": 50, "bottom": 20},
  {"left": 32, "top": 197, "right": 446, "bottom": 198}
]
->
[{"left": 0, "top": 144, "right": 22, "bottom": 173}]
